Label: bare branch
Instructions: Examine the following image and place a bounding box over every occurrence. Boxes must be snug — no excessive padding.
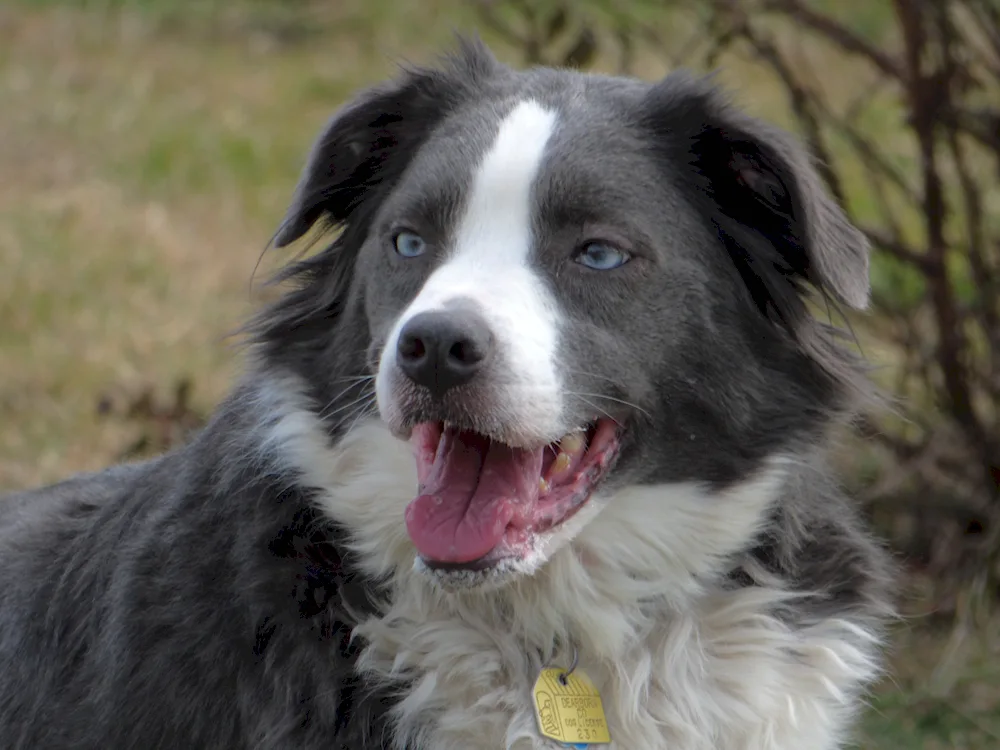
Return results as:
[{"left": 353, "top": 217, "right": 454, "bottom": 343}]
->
[
  {"left": 862, "top": 228, "right": 934, "bottom": 271},
  {"left": 760, "top": 0, "right": 904, "bottom": 79},
  {"left": 730, "top": 18, "right": 847, "bottom": 203},
  {"left": 894, "top": 0, "right": 991, "bottom": 463},
  {"left": 944, "top": 87, "right": 1000, "bottom": 382}
]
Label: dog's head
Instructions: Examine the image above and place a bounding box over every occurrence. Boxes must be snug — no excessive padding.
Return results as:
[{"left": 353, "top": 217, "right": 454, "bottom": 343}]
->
[{"left": 259, "top": 39, "right": 870, "bottom": 588}]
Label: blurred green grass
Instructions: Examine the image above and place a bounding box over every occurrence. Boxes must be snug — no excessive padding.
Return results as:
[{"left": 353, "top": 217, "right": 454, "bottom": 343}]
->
[
  {"left": 858, "top": 624, "right": 1000, "bottom": 749},
  {"left": 1, "top": 1, "right": 998, "bottom": 747}
]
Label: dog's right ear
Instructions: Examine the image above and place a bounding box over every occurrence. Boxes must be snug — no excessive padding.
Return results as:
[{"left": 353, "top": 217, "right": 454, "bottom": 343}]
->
[
  {"left": 273, "top": 38, "right": 501, "bottom": 248},
  {"left": 642, "top": 72, "right": 871, "bottom": 318}
]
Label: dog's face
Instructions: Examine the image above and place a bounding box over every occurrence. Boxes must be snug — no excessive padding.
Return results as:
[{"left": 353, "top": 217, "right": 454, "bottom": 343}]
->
[{"left": 263, "top": 41, "right": 870, "bottom": 587}]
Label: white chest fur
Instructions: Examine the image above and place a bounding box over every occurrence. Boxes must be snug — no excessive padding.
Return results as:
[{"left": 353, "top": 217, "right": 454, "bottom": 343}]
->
[
  {"left": 256, "top": 384, "right": 881, "bottom": 750},
  {"left": 354, "top": 576, "right": 878, "bottom": 750}
]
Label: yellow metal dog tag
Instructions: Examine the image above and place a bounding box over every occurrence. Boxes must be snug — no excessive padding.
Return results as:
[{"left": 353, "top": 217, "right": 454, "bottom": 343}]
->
[{"left": 532, "top": 666, "right": 611, "bottom": 747}]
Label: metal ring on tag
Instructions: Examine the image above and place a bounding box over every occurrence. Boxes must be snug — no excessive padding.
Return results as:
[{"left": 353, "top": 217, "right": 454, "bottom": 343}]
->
[{"left": 557, "top": 646, "right": 579, "bottom": 686}]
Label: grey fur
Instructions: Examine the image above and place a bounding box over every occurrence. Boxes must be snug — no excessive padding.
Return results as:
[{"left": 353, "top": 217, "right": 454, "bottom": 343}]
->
[
  {"left": 0, "top": 38, "right": 894, "bottom": 749},
  {"left": 0, "top": 392, "right": 392, "bottom": 749}
]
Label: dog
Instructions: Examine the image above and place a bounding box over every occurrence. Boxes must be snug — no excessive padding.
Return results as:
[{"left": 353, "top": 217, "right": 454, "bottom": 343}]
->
[{"left": 0, "top": 38, "right": 894, "bottom": 750}]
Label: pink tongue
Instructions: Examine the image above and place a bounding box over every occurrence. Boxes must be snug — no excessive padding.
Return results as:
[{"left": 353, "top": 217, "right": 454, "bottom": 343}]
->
[{"left": 405, "top": 427, "right": 543, "bottom": 564}]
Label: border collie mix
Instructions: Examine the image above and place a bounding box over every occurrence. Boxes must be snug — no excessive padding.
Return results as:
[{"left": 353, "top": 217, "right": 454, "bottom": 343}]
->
[{"left": 0, "top": 39, "right": 894, "bottom": 750}]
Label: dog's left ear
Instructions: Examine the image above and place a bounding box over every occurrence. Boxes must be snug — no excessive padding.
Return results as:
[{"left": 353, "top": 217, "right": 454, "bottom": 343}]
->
[
  {"left": 649, "top": 74, "right": 871, "bottom": 312},
  {"left": 273, "top": 37, "right": 502, "bottom": 248}
]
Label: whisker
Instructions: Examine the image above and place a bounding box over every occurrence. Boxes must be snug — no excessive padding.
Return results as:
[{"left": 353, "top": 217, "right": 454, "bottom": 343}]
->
[
  {"left": 558, "top": 367, "right": 625, "bottom": 386},
  {"left": 564, "top": 391, "right": 651, "bottom": 420},
  {"left": 331, "top": 374, "right": 376, "bottom": 385},
  {"left": 318, "top": 388, "right": 376, "bottom": 422},
  {"left": 570, "top": 395, "right": 623, "bottom": 428},
  {"left": 334, "top": 404, "right": 376, "bottom": 433},
  {"left": 342, "top": 396, "right": 380, "bottom": 433},
  {"left": 320, "top": 380, "right": 375, "bottom": 417}
]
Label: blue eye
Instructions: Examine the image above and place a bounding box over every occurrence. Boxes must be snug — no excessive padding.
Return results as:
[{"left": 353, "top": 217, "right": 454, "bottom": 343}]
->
[
  {"left": 394, "top": 231, "right": 427, "bottom": 258},
  {"left": 573, "top": 242, "right": 630, "bottom": 271}
]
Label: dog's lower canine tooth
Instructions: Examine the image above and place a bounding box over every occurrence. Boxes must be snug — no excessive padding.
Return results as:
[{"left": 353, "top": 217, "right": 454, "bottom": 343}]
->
[
  {"left": 552, "top": 452, "right": 571, "bottom": 474},
  {"left": 538, "top": 477, "right": 550, "bottom": 493}
]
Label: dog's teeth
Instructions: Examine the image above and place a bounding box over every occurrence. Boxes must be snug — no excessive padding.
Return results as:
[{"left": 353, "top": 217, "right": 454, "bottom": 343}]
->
[
  {"left": 557, "top": 432, "right": 585, "bottom": 455},
  {"left": 551, "top": 452, "right": 572, "bottom": 475},
  {"left": 539, "top": 477, "right": 550, "bottom": 494}
]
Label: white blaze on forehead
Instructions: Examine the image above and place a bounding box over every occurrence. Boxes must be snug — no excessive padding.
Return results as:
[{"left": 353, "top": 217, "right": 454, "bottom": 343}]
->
[
  {"left": 377, "top": 99, "right": 565, "bottom": 443},
  {"left": 454, "top": 99, "right": 558, "bottom": 267}
]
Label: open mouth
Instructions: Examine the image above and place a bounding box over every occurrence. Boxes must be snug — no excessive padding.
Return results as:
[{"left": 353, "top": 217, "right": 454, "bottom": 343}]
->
[{"left": 404, "top": 419, "right": 621, "bottom": 569}]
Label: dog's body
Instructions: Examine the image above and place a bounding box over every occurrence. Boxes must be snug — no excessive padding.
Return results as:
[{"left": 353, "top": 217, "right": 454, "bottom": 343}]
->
[{"left": 0, "top": 41, "right": 893, "bottom": 749}]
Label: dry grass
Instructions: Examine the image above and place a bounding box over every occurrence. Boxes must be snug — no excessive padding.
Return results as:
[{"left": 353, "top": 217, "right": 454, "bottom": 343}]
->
[
  {"left": 0, "top": 0, "right": 902, "bottom": 490},
  {"left": 0, "top": 0, "right": 478, "bottom": 488},
  {"left": 858, "top": 618, "right": 1000, "bottom": 749},
  {"left": 1, "top": 2, "right": 997, "bottom": 747},
  {"left": 0, "top": 0, "right": 877, "bottom": 489}
]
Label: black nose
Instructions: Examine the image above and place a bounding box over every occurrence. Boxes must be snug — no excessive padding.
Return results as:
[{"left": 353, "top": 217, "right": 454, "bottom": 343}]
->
[{"left": 396, "top": 311, "right": 493, "bottom": 397}]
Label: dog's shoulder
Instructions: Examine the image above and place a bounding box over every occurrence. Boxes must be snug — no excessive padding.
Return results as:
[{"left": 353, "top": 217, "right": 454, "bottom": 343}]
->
[
  {"left": 0, "top": 412, "right": 391, "bottom": 750},
  {"left": 2, "top": 459, "right": 148, "bottom": 507},
  {"left": 738, "top": 462, "right": 897, "bottom": 630}
]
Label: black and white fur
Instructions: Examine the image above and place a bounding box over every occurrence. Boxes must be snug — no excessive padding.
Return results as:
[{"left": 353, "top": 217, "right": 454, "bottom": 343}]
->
[{"left": 0, "top": 40, "right": 894, "bottom": 749}]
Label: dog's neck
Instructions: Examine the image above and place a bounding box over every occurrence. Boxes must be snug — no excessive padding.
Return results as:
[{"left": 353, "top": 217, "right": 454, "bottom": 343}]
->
[
  {"left": 247, "top": 375, "right": 880, "bottom": 749},
  {"left": 249, "top": 373, "right": 791, "bottom": 657}
]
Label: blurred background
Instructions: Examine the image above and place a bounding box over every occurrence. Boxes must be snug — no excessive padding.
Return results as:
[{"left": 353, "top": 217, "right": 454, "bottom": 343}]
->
[{"left": 1, "top": 0, "right": 998, "bottom": 746}]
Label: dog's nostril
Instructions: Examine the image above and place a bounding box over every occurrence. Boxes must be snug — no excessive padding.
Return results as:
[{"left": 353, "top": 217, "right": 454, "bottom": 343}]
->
[
  {"left": 399, "top": 334, "right": 427, "bottom": 362},
  {"left": 448, "top": 340, "right": 481, "bottom": 366}
]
